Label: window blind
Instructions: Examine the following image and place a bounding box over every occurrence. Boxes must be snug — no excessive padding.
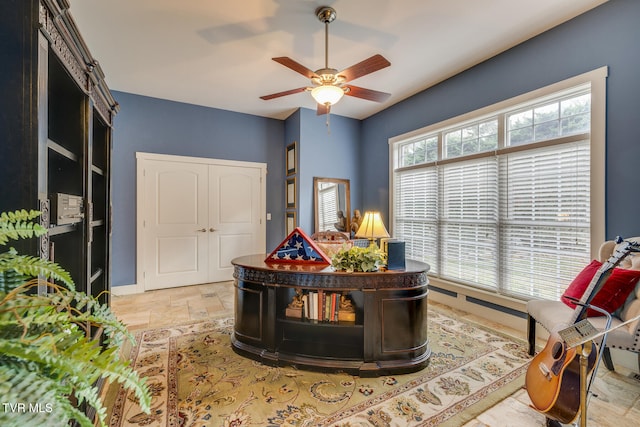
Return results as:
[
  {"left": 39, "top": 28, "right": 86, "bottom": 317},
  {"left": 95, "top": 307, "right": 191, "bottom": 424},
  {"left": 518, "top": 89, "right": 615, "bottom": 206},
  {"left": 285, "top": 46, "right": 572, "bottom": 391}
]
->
[
  {"left": 394, "top": 142, "right": 590, "bottom": 299},
  {"left": 318, "top": 183, "right": 339, "bottom": 231},
  {"left": 499, "top": 141, "right": 590, "bottom": 299},
  {"left": 440, "top": 158, "right": 499, "bottom": 289},
  {"left": 394, "top": 168, "right": 439, "bottom": 274},
  {"left": 391, "top": 78, "right": 601, "bottom": 301}
]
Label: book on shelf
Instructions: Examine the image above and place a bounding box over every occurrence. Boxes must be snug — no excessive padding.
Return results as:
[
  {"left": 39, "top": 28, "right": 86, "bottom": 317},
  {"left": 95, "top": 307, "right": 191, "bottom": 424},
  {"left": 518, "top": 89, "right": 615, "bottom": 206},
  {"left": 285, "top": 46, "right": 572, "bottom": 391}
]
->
[
  {"left": 302, "top": 294, "right": 309, "bottom": 319},
  {"left": 323, "top": 291, "right": 332, "bottom": 321},
  {"left": 331, "top": 294, "right": 337, "bottom": 320},
  {"left": 308, "top": 291, "right": 316, "bottom": 321},
  {"left": 288, "top": 290, "right": 355, "bottom": 323}
]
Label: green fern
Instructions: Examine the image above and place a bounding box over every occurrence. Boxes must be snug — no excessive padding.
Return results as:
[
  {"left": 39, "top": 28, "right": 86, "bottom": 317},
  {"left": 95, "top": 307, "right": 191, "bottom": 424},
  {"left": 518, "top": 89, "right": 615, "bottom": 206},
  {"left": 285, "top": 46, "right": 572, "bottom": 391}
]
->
[
  {"left": 0, "top": 209, "right": 73, "bottom": 291},
  {"left": 0, "top": 282, "right": 151, "bottom": 426},
  {"left": 0, "top": 209, "right": 47, "bottom": 245},
  {"left": 0, "top": 210, "right": 151, "bottom": 427},
  {"left": 0, "top": 250, "right": 74, "bottom": 289},
  {"left": 0, "top": 366, "right": 94, "bottom": 427},
  {"left": 0, "top": 269, "right": 29, "bottom": 294}
]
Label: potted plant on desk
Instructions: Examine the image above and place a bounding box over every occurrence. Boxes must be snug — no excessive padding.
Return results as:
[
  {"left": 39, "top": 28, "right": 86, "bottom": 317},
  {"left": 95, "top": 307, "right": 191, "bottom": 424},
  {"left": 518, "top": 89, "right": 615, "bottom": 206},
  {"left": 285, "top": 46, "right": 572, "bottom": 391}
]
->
[
  {"left": 0, "top": 209, "right": 150, "bottom": 427},
  {"left": 330, "top": 244, "right": 387, "bottom": 273}
]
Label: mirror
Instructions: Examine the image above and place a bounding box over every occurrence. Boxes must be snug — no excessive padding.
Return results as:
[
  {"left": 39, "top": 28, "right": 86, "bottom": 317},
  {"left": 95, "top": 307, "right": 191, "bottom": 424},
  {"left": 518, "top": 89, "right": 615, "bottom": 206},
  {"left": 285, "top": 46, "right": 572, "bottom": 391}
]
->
[{"left": 314, "top": 177, "right": 350, "bottom": 234}]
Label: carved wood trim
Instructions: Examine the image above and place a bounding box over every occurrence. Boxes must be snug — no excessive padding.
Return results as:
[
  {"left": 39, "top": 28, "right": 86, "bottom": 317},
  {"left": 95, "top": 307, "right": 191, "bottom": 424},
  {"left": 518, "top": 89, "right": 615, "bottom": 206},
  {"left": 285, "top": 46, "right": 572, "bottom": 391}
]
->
[
  {"left": 39, "top": 198, "right": 50, "bottom": 260},
  {"left": 39, "top": 2, "right": 88, "bottom": 90},
  {"left": 90, "top": 81, "right": 113, "bottom": 125},
  {"left": 39, "top": 0, "right": 117, "bottom": 125},
  {"left": 233, "top": 260, "right": 429, "bottom": 290}
]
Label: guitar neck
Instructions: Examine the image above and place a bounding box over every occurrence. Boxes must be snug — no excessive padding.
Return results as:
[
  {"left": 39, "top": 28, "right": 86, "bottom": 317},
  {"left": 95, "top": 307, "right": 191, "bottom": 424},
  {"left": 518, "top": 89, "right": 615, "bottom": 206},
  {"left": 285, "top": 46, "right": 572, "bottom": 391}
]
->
[
  {"left": 570, "top": 241, "right": 636, "bottom": 323},
  {"left": 569, "top": 267, "right": 612, "bottom": 323}
]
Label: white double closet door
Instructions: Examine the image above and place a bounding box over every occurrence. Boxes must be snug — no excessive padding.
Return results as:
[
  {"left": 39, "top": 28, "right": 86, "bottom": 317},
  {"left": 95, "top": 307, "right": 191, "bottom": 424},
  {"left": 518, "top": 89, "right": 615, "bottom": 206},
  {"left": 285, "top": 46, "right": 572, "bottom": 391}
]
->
[{"left": 137, "top": 153, "right": 266, "bottom": 290}]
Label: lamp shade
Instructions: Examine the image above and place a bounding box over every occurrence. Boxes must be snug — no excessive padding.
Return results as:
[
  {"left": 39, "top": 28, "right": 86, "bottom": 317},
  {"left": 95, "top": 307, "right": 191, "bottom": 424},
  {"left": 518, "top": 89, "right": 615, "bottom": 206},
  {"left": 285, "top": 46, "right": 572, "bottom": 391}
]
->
[
  {"left": 355, "top": 211, "right": 390, "bottom": 240},
  {"left": 311, "top": 84, "right": 344, "bottom": 106}
]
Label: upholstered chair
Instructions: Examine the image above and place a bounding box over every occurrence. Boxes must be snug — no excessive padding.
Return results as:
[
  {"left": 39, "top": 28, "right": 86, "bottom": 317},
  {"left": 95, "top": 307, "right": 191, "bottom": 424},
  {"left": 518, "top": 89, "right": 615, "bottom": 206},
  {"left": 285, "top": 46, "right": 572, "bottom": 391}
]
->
[{"left": 526, "top": 236, "right": 640, "bottom": 371}]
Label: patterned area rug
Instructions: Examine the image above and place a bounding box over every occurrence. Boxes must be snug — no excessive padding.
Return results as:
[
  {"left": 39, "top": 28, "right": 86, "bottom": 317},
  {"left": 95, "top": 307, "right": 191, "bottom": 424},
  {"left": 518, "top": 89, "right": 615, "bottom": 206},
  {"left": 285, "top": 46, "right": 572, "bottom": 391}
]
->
[{"left": 106, "top": 308, "right": 530, "bottom": 426}]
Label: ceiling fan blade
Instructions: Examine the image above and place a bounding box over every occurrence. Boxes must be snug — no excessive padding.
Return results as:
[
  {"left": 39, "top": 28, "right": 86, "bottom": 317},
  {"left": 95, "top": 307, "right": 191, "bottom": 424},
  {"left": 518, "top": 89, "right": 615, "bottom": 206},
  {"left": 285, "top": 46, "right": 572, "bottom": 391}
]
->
[
  {"left": 272, "top": 57, "right": 317, "bottom": 79},
  {"left": 316, "top": 103, "right": 330, "bottom": 115},
  {"left": 339, "top": 54, "right": 390, "bottom": 82},
  {"left": 344, "top": 85, "right": 391, "bottom": 102},
  {"left": 260, "top": 87, "right": 308, "bottom": 101}
]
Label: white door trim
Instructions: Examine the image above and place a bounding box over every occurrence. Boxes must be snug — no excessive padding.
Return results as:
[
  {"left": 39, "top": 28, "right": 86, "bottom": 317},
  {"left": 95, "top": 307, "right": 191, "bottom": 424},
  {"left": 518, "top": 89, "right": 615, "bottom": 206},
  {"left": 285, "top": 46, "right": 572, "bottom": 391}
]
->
[
  {"left": 135, "top": 152, "right": 267, "bottom": 293},
  {"left": 136, "top": 151, "right": 266, "bottom": 169}
]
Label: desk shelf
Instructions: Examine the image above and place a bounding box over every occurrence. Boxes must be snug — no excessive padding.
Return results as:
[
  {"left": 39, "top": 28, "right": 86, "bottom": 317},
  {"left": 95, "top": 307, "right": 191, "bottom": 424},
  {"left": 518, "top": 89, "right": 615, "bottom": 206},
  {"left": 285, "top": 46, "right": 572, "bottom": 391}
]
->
[{"left": 232, "top": 254, "right": 431, "bottom": 376}]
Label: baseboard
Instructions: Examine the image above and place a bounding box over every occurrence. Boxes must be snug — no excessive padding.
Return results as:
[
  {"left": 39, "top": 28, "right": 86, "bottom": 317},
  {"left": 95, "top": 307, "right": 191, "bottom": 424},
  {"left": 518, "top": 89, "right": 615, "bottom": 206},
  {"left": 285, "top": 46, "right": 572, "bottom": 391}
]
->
[
  {"left": 111, "top": 283, "right": 144, "bottom": 296},
  {"left": 428, "top": 287, "right": 529, "bottom": 341},
  {"left": 610, "top": 348, "right": 640, "bottom": 373}
]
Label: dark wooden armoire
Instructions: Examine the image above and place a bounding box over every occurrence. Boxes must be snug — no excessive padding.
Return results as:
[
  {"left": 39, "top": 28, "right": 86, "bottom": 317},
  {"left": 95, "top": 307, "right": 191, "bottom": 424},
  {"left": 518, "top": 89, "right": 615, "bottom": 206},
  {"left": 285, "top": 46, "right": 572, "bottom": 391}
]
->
[{"left": 0, "top": 0, "right": 117, "bottom": 306}]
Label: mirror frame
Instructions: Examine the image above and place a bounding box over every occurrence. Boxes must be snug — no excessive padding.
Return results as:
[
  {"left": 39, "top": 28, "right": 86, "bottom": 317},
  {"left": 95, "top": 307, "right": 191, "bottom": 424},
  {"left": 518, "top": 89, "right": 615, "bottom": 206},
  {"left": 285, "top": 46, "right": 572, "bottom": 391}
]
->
[{"left": 313, "top": 177, "right": 350, "bottom": 235}]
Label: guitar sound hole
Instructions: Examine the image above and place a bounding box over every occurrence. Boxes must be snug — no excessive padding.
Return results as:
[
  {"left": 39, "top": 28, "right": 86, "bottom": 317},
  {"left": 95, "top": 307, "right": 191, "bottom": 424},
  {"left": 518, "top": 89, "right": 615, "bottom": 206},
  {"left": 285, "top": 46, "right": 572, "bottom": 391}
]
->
[{"left": 551, "top": 341, "right": 564, "bottom": 359}]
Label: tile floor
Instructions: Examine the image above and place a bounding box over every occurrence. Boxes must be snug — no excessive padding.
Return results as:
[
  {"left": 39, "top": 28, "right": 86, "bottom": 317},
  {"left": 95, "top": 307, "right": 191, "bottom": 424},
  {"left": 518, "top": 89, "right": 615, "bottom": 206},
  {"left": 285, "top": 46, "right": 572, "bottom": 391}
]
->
[{"left": 111, "top": 281, "right": 640, "bottom": 426}]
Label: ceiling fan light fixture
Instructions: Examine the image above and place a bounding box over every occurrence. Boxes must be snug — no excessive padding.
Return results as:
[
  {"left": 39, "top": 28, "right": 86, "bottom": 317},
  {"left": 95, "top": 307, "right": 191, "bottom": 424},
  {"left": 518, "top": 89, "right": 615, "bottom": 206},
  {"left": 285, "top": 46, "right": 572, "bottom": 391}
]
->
[
  {"left": 260, "top": 5, "right": 391, "bottom": 114},
  {"left": 311, "top": 84, "right": 344, "bottom": 106}
]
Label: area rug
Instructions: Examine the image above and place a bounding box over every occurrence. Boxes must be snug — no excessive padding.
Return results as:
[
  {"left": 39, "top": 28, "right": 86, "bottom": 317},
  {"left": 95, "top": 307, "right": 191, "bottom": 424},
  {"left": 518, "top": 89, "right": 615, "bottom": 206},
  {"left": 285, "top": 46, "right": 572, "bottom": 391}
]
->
[{"left": 106, "top": 308, "right": 530, "bottom": 426}]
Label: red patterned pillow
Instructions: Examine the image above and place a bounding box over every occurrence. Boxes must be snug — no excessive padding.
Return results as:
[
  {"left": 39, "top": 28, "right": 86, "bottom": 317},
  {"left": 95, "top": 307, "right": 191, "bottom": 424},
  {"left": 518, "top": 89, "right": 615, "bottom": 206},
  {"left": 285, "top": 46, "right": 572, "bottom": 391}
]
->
[{"left": 561, "top": 259, "right": 640, "bottom": 316}]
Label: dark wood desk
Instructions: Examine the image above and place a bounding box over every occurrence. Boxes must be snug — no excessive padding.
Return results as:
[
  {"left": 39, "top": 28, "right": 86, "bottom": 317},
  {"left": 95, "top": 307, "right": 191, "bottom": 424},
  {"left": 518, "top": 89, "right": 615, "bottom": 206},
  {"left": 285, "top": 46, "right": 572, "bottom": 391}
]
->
[{"left": 231, "top": 254, "right": 431, "bottom": 376}]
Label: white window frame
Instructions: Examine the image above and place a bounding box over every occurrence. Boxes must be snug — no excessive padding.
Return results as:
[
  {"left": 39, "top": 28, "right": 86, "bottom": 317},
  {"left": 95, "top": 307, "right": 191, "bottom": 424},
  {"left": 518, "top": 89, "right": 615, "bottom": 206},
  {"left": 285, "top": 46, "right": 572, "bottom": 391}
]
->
[{"left": 388, "top": 67, "right": 607, "bottom": 301}]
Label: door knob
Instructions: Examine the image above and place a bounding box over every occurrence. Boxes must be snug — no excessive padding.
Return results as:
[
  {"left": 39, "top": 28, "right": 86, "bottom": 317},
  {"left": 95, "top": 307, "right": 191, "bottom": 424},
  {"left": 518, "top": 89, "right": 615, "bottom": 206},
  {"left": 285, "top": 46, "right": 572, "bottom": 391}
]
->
[
  {"left": 197, "top": 228, "right": 207, "bottom": 232},
  {"left": 209, "top": 227, "right": 217, "bottom": 232}
]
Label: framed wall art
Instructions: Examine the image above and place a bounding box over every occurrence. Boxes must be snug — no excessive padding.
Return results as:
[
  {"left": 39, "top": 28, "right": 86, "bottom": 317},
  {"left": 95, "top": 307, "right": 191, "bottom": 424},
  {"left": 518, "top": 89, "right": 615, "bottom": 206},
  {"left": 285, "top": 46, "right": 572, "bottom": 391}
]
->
[
  {"left": 286, "top": 211, "right": 297, "bottom": 236},
  {"left": 286, "top": 177, "right": 296, "bottom": 209},
  {"left": 286, "top": 141, "right": 297, "bottom": 176}
]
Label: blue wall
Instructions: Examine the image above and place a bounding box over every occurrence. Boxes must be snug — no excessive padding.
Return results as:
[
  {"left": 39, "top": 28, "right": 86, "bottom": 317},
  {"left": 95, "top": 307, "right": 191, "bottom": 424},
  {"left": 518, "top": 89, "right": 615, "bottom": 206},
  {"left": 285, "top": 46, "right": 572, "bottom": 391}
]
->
[
  {"left": 111, "top": 92, "right": 284, "bottom": 286},
  {"left": 297, "top": 108, "right": 362, "bottom": 232},
  {"left": 361, "top": 0, "right": 640, "bottom": 239},
  {"left": 110, "top": 94, "right": 362, "bottom": 287},
  {"left": 111, "top": 0, "right": 640, "bottom": 287},
  {"left": 280, "top": 107, "right": 362, "bottom": 236}
]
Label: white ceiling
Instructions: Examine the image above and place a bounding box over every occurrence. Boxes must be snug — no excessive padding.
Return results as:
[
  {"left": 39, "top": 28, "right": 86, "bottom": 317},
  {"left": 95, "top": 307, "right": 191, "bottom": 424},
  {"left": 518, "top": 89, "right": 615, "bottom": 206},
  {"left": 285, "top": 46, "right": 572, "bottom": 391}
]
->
[{"left": 69, "top": 0, "right": 608, "bottom": 120}]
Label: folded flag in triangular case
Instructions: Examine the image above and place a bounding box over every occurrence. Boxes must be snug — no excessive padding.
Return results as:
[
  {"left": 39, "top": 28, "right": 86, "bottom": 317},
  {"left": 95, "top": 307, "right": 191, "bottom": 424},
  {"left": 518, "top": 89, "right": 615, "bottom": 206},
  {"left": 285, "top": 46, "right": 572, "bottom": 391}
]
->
[{"left": 265, "top": 227, "right": 331, "bottom": 264}]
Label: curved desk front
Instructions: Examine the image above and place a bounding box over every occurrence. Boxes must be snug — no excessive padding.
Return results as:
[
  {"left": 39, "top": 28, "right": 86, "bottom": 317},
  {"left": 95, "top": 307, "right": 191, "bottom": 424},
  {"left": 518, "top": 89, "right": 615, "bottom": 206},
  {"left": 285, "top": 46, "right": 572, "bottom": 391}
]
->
[{"left": 231, "top": 254, "right": 430, "bottom": 376}]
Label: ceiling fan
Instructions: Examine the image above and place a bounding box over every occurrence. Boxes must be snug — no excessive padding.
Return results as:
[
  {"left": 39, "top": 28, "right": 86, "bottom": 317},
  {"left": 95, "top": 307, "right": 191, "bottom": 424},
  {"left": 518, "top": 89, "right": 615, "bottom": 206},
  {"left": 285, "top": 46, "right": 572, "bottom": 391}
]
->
[{"left": 260, "top": 6, "right": 391, "bottom": 115}]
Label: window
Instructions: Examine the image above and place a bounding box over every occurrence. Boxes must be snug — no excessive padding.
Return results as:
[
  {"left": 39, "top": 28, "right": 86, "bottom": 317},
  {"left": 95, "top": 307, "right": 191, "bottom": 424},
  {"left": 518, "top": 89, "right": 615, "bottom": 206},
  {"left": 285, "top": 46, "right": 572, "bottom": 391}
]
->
[
  {"left": 390, "top": 68, "right": 606, "bottom": 301},
  {"left": 400, "top": 136, "right": 438, "bottom": 167},
  {"left": 317, "top": 182, "right": 339, "bottom": 231},
  {"left": 444, "top": 119, "right": 498, "bottom": 158}
]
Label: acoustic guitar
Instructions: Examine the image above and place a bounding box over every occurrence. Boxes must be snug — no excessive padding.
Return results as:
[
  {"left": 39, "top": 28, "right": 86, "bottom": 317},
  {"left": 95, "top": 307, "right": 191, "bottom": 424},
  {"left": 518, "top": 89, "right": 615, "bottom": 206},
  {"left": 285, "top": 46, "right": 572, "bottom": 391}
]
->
[{"left": 525, "top": 239, "right": 639, "bottom": 424}]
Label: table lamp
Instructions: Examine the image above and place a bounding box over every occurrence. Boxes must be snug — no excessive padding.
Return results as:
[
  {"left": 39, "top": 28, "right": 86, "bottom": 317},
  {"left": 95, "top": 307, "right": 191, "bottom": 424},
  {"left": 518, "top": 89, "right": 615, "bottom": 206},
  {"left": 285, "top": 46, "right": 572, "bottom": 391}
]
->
[{"left": 355, "top": 211, "right": 390, "bottom": 247}]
